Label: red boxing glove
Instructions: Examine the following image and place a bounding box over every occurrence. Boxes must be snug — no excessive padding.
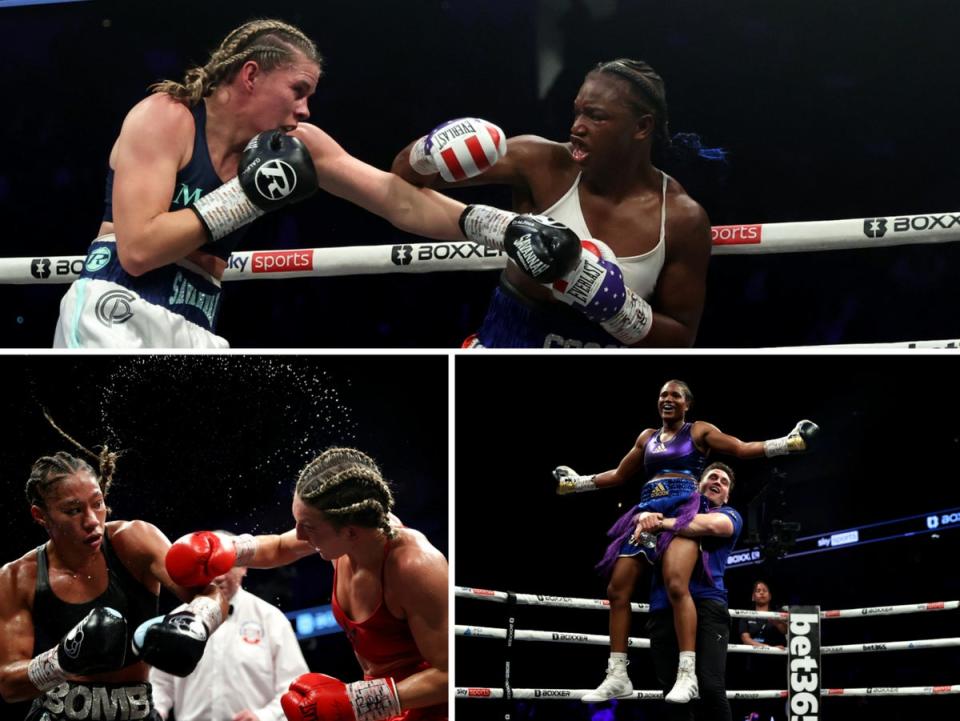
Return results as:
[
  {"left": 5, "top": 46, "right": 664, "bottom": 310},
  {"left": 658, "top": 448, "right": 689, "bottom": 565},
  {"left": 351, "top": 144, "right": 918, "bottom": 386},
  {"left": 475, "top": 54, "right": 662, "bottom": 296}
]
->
[
  {"left": 165, "top": 531, "right": 237, "bottom": 587},
  {"left": 282, "top": 673, "right": 401, "bottom": 721}
]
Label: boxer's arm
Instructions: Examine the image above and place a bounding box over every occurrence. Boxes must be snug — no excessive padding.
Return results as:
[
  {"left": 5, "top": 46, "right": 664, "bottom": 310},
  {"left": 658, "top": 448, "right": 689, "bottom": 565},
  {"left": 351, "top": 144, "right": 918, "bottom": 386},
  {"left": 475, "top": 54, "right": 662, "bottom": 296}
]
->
[
  {"left": 111, "top": 95, "right": 212, "bottom": 276},
  {"left": 593, "top": 429, "right": 655, "bottom": 488},
  {"left": 290, "top": 123, "right": 466, "bottom": 240},
  {"left": 241, "top": 530, "right": 315, "bottom": 569},
  {"left": 391, "top": 546, "right": 448, "bottom": 709},
  {"left": 694, "top": 422, "right": 766, "bottom": 459},
  {"left": 115, "top": 520, "right": 228, "bottom": 618},
  {"left": 635, "top": 197, "right": 711, "bottom": 347},
  {"left": 0, "top": 562, "right": 43, "bottom": 702},
  {"left": 661, "top": 512, "right": 734, "bottom": 538}
]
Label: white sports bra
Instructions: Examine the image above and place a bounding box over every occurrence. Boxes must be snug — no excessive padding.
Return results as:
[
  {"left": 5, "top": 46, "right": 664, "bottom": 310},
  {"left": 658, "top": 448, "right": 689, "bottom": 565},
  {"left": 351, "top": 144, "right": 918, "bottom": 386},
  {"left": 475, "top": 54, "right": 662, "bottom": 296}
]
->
[{"left": 541, "top": 172, "right": 667, "bottom": 300}]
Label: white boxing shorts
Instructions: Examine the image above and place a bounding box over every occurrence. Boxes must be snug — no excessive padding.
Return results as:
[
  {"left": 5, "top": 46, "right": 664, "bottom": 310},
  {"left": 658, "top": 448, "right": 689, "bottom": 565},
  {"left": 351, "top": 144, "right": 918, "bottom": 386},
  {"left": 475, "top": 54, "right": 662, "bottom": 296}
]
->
[{"left": 54, "top": 278, "right": 229, "bottom": 349}]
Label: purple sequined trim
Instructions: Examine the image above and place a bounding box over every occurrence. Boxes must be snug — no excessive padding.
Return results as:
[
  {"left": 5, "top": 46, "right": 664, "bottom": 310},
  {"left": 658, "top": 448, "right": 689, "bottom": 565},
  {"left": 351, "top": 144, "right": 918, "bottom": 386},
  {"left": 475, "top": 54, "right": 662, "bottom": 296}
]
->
[
  {"left": 654, "top": 492, "right": 702, "bottom": 558},
  {"left": 595, "top": 505, "right": 641, "bottom": 577}
]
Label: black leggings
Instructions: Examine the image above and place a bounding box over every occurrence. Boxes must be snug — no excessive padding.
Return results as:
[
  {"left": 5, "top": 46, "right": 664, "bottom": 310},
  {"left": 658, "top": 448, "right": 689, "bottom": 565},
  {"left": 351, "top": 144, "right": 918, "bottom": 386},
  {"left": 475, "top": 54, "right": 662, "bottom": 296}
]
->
[{"left": 647, "top": 599, "right": 732, "bottom": 721}]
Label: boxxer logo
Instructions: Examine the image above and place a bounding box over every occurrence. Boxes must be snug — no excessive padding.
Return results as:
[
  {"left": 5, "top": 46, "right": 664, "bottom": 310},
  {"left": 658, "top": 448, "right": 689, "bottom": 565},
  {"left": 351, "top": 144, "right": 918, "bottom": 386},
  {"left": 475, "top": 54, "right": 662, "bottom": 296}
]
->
[
  {"left": 863, "top": 218, "right": 887, "bottom": 238},
  {"left": 391, "top": 245, "right": 413, "bottom": 266},
  {"left": 31, "top": 258, "right": 51, "bottom": 279}
]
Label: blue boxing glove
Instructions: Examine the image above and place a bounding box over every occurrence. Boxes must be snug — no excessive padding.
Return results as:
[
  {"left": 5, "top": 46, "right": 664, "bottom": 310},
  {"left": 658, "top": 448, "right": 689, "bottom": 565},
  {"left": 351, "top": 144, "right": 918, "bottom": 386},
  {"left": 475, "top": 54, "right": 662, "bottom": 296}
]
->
[
  {"left": 191, "top": 130, "right": 318, "bottom": 242},
  {"left": 132, "top": 596, "right": 223, "bottom": 677},
  {"left": 459, "top": 205, "right": 581, "bottom": 282},
  {"left": 551, "top": 239, "right": 653, "bottom": 345}
]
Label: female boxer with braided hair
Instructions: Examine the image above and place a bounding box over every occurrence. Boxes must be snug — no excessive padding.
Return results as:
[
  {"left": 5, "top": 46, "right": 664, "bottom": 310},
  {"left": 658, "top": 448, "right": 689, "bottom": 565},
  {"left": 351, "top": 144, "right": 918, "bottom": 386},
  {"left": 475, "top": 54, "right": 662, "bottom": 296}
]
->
[
  {"left": 395, "top": 59, "right": 720, "bottom": 348},
  {"left": 55, "top": 18, "right": 572, "bottom": 348},
  {"left": 554, "top": 380, "right": 818, "bottom": 705},
  {"left": 0, "top": 421, "right": 228, "bottom": 719},
  {"left": 165, "top": 448, "right": 448, "bottom": 721}
]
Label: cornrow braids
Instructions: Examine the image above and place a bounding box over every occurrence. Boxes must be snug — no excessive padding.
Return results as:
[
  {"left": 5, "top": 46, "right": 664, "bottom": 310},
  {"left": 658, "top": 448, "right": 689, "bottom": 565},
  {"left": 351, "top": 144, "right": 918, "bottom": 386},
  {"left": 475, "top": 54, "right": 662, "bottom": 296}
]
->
[
  {"left": 150, "top": 18, "right": 322, "bottom": 105},
  {"left": 27, "top": 409, "right": 119, "bottom": 508},
  {"left": 296, "top": 448, "right": 397, "bottom": 538},
  {"left": 592, "top": 59, "right": 670, "bottom": 148},
  {"left": 592, "top": 58, "right": 727, "bottom": 164}
]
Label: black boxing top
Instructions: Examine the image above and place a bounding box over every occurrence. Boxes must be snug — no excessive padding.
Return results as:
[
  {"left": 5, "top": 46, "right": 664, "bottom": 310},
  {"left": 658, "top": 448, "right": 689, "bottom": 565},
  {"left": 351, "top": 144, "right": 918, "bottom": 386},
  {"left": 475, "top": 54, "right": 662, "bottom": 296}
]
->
[
  {"left": 102, "top": 100, "right": 249, "bottom": 258},
  {"left": 32, "top": 530, "right": 158, "bottom": 666}
]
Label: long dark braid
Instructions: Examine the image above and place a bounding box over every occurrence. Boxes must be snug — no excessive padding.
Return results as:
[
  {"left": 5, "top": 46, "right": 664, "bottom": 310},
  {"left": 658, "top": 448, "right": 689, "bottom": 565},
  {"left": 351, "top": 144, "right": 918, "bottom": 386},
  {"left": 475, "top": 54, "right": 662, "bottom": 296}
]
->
[{"left": 26, "top": 409, "right": 119, "bottom": 508}]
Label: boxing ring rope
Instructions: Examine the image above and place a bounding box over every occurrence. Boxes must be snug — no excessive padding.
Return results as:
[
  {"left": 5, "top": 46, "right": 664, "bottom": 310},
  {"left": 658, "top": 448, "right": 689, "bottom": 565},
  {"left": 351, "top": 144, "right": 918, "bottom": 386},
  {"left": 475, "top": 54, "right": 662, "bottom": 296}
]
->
[
  {"left": 6, "top": 209, "right": 960, "bottom": 285},
  {"left": 455, "top": 686, "right": 960, "bottom": 700},
  {"left": 8, "top": 211, "right": 959, "bottom": 347},
  {"left": 455, "top": 585, "right": 959, "bottom": 620},
  {"left": 456, "top": 585, "right": 960, "bottom": 704},
  {"left": 454, "top": 624, "right": 960, "bottom": 656}
]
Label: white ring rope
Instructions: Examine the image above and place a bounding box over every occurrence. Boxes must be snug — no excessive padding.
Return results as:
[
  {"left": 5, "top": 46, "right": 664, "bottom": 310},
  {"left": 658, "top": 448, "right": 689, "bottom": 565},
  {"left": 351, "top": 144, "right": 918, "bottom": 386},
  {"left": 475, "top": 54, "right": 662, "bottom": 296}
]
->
[
  {"left": 6, "top": 209, "right": 960, "bottom": 285},
  {"left": 456, "top": 685, "right": 960, "bottom": 700},
  {"left": 457, "top": 624, "right": 786, "bottom": 654},
  {"left": 457, "top": 586, "right": 960, "bottom": 703},
  {"left": 456, "top": 624, "right": 960, "bottom": 656},
  {"left": 456, "top": 586, "right": 959, "bottom": 620}
]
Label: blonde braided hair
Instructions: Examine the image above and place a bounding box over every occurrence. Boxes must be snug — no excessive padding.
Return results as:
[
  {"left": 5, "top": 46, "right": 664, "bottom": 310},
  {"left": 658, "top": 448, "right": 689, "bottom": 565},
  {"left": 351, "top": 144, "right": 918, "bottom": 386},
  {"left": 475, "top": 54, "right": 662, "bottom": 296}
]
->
[
  {"left": 295, "top": 448, "right": 397, "bottom": 538},
  {"left": 150, "top": 18, "right": 322, "bottom": 105}
]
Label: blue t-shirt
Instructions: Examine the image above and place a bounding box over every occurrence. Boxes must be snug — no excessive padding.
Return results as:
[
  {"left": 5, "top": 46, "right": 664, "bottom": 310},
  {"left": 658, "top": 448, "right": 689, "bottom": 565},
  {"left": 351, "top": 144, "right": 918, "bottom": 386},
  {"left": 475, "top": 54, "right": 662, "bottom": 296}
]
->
[{"left": 649, "top": 504, "right": 742, "bottom": 611}]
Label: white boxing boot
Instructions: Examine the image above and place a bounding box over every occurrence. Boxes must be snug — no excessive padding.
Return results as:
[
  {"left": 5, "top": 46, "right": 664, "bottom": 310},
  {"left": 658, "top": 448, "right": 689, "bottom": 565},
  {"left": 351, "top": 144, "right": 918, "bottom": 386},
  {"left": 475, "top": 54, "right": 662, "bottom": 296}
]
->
[
  {"left": 581, "top": 654, "right": 633, "bottom": 703},
  {"left": 664, "top": 652, "right": 699, "bottom": 704}
]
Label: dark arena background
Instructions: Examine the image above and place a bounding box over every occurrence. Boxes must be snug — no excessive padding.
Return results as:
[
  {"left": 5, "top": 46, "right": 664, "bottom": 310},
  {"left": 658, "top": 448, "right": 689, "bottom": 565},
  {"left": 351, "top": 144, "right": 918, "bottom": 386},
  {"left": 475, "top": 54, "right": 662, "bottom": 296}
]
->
[
  {"left": 455, "top": 355, "right": 960, "bottom": 721},
  {"left": 2, "top": 0, "right": 960, "bottom": 347},
  {"left": 0, "top": 355, "right": 448, "bottom": 718}
]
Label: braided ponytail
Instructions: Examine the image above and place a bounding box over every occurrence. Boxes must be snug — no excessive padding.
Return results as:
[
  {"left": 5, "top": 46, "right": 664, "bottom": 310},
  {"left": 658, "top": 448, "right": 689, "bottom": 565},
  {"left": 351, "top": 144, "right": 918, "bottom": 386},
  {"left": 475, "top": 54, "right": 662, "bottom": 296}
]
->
[{"left": 150, "top": 18, "right": 322, "bottom": 105}]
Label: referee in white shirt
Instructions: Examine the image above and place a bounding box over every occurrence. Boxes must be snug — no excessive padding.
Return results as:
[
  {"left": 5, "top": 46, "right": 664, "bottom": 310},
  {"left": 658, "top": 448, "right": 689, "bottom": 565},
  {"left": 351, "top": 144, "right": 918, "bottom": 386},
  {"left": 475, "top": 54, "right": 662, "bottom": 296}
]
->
[{"left": 150, "top": 538, "right": 309, "bottom": 721}]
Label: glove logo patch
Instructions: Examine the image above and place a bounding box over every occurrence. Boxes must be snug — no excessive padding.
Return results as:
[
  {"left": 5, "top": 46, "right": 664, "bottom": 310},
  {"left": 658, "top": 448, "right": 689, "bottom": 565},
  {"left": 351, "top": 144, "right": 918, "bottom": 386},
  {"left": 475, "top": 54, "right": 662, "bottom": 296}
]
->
[
  {"left": 511, "top": 234, "right": 549, "bottom": 278},
  {"left": 95, "top": 289, "right": 136, "bottom": 326},
  {"left": 254, "top": 160, "right": 298, "bottom": 201},
  {"left": 61, "top": 627, "right": 84, "bottom": 659},
  {"left": 85, "top": 246, "right": 113, "bottom": 273},
  {"left": 167, "top": 615, "right": 207, "bottom": 641}
]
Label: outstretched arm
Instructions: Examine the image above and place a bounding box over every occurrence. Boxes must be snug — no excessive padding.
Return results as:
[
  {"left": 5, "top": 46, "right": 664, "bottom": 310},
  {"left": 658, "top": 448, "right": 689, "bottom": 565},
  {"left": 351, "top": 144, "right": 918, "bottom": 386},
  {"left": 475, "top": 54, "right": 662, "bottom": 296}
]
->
[
  {"left": 595, "top": 430, "right": 655, "bottom": 487},
  {"left": 696, "top": 420, "right": 819, "bottom": 459},
  {"left": 292, "top": 123, "right": 466, "bottom": 240},
  {"left": 554, "top": 429, "right": 654, "bottom": 494}
]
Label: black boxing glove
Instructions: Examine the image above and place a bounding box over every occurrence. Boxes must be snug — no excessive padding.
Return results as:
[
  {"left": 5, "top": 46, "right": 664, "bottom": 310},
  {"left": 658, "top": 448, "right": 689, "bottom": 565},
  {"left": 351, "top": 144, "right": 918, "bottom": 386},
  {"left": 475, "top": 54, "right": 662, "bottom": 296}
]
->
[
  {"left": 191, "top": 130, "right": 319, "bottom": 242},
  {"left": 459, "top": 205, "right": 580, "bottom": 282},
  {"left": 27, "top": 607, "right": 128, "bottom": 691},
  {"left": 131, "top": 595, "right": 223, "bottom": 677},
  {"left": 763, "top": 420, "right": 820, "bottom": 457}
]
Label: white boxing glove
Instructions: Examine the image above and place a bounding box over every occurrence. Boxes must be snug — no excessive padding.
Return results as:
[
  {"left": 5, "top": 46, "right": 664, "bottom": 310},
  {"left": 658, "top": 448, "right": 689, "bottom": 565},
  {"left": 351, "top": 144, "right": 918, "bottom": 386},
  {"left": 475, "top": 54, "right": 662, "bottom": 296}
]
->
[
  {"left": 409, "top": 117, "right": 506, "bottom": 182},
  {"left": 553, "top": 465, "right": 598, "bottom": 495},
  {"left": 551, "top": 239, "right": 653, "bottom": 345}
]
